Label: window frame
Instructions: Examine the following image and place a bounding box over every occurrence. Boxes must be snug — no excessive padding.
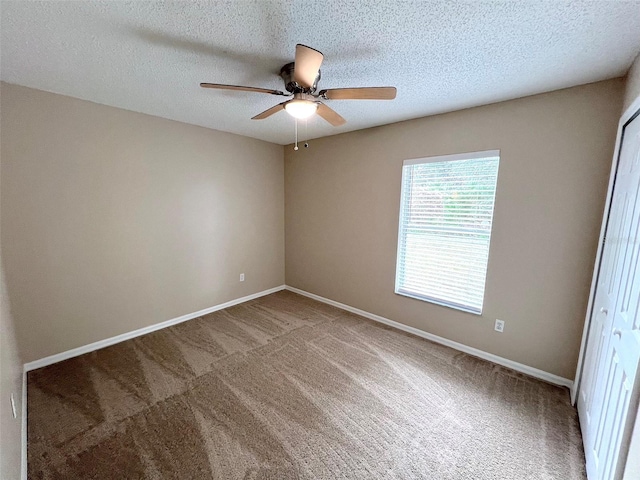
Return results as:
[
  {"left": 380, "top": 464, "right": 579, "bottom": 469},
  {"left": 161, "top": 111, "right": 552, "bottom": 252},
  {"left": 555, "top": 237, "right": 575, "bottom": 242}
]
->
[{"left": 394, "top": 149, "right": 500, "bottom": 315}]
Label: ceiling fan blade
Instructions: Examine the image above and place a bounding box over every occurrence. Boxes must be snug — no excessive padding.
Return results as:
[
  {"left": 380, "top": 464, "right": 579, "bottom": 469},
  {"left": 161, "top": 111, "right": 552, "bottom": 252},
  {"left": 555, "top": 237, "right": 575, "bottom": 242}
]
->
[
  {"left": 251, "top": 101, "right": 288, "bottom": 120},
  {"left": 200, "top": 83, "right": 287, "bottom": 96},
  {"left": 319, "top": 87, "right": 397, "bottom": 100},
  {"left": 317, "top": 103, "right": 346, "bottom": 127},
  {"left": 294, "top": 44, "right": 324, "bottom": 89}
]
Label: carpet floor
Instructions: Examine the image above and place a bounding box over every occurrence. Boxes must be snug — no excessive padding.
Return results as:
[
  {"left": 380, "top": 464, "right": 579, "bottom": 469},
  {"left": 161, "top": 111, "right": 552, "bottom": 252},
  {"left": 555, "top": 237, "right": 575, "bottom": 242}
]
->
[{"left": 27, "top": 290, "right": 586, "bottom": 479}]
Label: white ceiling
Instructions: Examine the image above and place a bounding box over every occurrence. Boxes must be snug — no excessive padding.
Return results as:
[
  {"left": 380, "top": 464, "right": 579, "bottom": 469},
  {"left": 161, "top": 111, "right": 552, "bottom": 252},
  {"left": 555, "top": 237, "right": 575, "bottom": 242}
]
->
[{"left": 2, "top": 1, "right": 640, "bottom": 145}]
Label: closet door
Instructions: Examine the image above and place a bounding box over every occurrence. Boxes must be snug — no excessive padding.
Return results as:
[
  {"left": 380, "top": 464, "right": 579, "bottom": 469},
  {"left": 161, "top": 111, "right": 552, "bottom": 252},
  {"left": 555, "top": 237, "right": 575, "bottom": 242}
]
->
[{"left": 578, "top": 111, "right": 640, "bottom": 480}]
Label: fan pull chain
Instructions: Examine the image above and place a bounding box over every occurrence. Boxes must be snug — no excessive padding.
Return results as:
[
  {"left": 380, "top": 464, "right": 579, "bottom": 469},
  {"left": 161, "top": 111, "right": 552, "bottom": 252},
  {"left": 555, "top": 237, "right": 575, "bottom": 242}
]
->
[{"left": 294, "top": 118, "right": 299, "bottom": 151}]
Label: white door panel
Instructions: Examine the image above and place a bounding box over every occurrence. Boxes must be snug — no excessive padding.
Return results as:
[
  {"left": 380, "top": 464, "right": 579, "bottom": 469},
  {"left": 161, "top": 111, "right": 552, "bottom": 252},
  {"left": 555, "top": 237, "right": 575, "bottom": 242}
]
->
[{"left": 579, "top": 111, "right": 640, "bottom": 480}]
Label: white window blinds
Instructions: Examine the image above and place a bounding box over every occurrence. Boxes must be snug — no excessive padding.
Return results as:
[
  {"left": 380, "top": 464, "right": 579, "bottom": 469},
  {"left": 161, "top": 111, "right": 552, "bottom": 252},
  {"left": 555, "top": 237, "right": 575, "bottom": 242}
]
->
[{"left": 395, "top": 150, "right": 500, "bottom": 314}]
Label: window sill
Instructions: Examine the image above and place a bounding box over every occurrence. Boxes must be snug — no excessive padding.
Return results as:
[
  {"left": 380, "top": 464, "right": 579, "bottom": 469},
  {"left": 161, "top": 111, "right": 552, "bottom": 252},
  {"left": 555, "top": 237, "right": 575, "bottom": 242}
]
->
[{"left": 394, "top": 289, "right": 482, "bottom": 316}]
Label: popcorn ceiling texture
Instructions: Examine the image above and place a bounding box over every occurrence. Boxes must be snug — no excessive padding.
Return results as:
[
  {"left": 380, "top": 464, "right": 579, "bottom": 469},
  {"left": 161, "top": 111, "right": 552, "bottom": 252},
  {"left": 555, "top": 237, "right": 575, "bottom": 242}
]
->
[{"left": 1, "top": 0, "right": 640, "bottom": 145}]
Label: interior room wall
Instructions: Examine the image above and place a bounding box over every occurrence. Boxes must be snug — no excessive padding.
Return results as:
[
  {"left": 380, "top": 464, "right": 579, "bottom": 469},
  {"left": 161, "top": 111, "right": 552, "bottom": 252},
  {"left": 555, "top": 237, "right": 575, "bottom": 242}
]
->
[
  {"left": 0, "top": 83, "right": 285, "bottom": 363},
  {"left": 624, "top": 408, "right": 640, "bottom": 480},
  {"left": 623, "top": 51, "right": 640, "bottom": 112},
  {"left": 1, "top": 109, "right": 23, "bottom": 479},
  {"left": 0, "top": 264, "right": 22, "bottom": 480},
  {"left": 285, "top": 78, "right": 624, "bottom": 380}
]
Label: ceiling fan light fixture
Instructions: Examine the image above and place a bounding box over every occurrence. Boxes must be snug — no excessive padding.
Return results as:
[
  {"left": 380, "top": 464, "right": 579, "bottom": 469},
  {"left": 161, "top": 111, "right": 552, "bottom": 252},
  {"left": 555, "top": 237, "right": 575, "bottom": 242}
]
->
[{"left": 285, "top": 100, "right": 318, "bottom": 119}]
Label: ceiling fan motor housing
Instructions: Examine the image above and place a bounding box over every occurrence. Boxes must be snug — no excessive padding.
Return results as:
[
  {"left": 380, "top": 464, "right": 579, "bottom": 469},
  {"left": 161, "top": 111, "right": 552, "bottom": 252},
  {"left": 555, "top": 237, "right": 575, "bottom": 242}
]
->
[{"left": 280, "top": 62, "right": 321, "bottom": 93}]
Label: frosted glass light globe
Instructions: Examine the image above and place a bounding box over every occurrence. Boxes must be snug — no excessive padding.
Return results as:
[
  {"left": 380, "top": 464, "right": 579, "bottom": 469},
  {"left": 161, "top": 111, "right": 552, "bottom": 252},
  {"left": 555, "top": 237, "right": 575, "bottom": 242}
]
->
[{"left": 285, "top": 100, "right": 318, "bottom": 119}]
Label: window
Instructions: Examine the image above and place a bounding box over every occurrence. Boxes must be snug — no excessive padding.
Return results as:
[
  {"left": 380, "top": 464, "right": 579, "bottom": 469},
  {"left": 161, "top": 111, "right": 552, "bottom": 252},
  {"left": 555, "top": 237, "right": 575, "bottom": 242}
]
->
[{"left": 395, "top": 150, "right": 500, "bottom": 314}]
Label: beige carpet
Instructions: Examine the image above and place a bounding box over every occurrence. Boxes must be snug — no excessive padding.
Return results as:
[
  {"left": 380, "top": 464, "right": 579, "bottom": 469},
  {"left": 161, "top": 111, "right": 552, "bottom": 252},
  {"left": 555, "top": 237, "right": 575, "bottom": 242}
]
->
[{"left": 28, "top": 290, "right": 586, "bottom": 479}]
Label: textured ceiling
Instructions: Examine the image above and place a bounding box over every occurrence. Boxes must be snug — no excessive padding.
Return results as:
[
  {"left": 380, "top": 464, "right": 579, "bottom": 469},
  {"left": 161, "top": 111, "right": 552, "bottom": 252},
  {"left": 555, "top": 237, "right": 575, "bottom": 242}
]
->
[{"left": 2, "top": 1, "right": 640, "bottom": 145}]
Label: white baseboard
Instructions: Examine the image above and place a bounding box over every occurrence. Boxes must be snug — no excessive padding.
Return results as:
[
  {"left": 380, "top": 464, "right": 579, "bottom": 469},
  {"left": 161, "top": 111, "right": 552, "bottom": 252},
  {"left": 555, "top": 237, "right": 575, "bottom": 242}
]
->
[
  {"left": 285, "top": 285, "right": 574, "bottom": 390},
  {"left": 21, "top": 369, "right": 27, "bottom": 480},
  {"left": 21, "top": 282, "right": 573, "bottom": 390},
  {"left": 23, "top": 285, "right": 286, "bottom": 373}
]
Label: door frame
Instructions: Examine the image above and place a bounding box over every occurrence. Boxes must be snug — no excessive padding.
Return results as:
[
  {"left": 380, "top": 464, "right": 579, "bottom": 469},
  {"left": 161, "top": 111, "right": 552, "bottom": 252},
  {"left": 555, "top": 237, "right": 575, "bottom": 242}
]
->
[{"left": 573, "top": 93, "right": 640, "bottom": 406}]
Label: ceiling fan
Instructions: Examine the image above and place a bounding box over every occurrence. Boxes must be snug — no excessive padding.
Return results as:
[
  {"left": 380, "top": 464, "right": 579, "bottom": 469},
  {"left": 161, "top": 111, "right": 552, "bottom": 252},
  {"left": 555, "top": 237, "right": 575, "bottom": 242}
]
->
[{"left": 200, "top": 44, "right": 397, "bottom": 127}]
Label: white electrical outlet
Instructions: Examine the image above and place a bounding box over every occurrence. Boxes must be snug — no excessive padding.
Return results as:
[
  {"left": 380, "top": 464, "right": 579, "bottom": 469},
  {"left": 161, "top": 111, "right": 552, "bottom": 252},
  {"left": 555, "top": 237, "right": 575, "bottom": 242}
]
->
[
  {"left": 239, "top": 273, "right": 245, "bottom": 282},
  {"left": 10, "top": 393, "right": 17, "bottom": 419},
  {"left": 495, "top": 319, "right": 505, "bottom": 333}
]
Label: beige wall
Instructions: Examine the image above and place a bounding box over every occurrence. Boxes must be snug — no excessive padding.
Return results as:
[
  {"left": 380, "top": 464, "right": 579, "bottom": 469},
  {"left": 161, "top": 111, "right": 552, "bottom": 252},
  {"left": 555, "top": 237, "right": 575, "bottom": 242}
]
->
[
  {"left": 624, "top": 403, "right": 640, "bottom": 480},
  {"left": 285, "top": 79, "right": 623, "bottom": 379},
  {"left": 0, "top": 83, "right": 285, "bottom": 363},
  {"left": 1, "top": 91, "right": 23, "bottom": 478},
  {"left": 623, "top": 51, "right": 640, "bottom": 112},
  {"left": 1, "top": 264, "right": 22, "bottom": 479}
]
